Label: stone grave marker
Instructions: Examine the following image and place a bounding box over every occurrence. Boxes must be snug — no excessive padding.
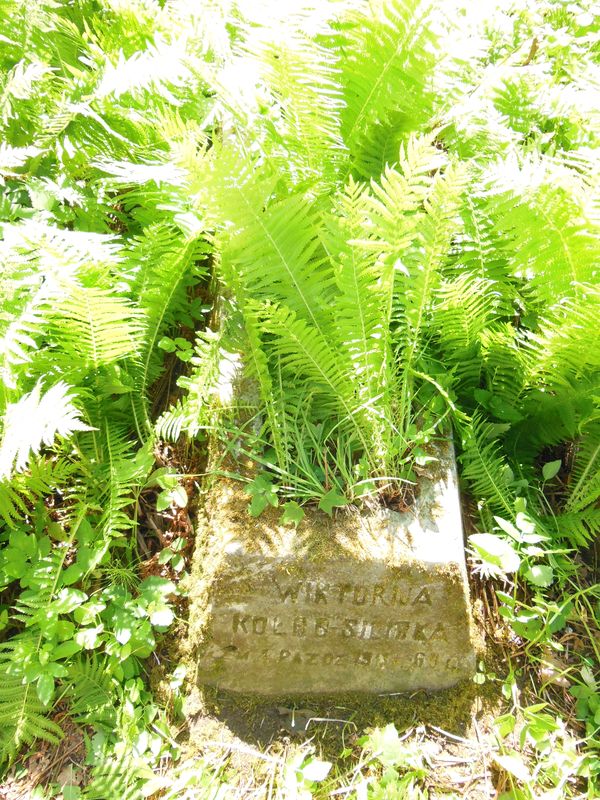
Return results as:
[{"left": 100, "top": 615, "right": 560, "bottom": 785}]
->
[{"left": 190, "top": 439, "right": 476, "bottom": 694}]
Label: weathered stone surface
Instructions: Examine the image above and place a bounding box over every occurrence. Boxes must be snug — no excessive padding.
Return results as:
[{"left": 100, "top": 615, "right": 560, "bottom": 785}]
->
[{"left": 190, "top": 439, "right": 476, "bottom": 694}]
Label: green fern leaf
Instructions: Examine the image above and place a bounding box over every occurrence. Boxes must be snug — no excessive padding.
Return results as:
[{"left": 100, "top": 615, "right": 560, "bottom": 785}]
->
[
  {"left": 0, "top": 640, "right": 63, "bottom": 765},
  {"left": 0, "top": 381, "right": 91, "bottom": 481},
  {"left": 339, "top": 0, "right": 441, "bottom": 178}
]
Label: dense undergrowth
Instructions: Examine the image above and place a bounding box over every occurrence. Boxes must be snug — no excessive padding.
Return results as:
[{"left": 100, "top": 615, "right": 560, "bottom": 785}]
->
[{"left": 0, "top": 0, "right": 598, "bottom": 797}]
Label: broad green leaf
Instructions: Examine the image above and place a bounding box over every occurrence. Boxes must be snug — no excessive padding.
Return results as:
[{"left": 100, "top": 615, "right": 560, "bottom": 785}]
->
[
  {"left": 61, "top": 563, "right": 84, "bottom": 586},
  {"left": 318, "top": 490, "right": 347, "bottom": 516},
  {"left": 139, "top": 577, "right": 176, "bottom": 601},
  {"left": 364, "top": 724, "right": 405, "bottom": 767},
  {"left": 53, "top": 588, "right": 88, "bottom": 614},
  {"left": 170, "top": 485, "right": 188, "bottom": 508},
  {"left": 469, "top": 533, "right": 520, "bottom": 576},
  {"left": 158, "top": 337, "right": 177, "bottom": 352},
  {"left": 74, "top": 626, "right": 103, "bottom": 649},
  {"left": 37, "top": 673, "right": 55, "bottom": 707},
  {"left": 525, "top": 565, "right": 554, "bottom": 587},
  {"left": 493, "top": 753, "right": 531, "bottom": 782},
  {"left": 149, "top": 605, "right": 174, "bottom": 627},
  {"left": 249, "top": 493, "right": 268, "bottom": 517},
  {"left": 542, "top": 460, "right": 561, "bottom": 481},
  {"left": 52, "top": 640, "right": 82, "bottom": 659},
  {"left": 493, "top": 516, "right": 520, "bottom": 540},
  {"left": 280, "top": 501, "right": 305, "bottom": 526},
  {"left": 515, "top": 512, "right": 535, "bottom": 534},
  {"left": 156, "top": 490, "right": 172, "bottom": 512},
  {"left": 115, "top": 626, "right": 132, "bottom": 645}
]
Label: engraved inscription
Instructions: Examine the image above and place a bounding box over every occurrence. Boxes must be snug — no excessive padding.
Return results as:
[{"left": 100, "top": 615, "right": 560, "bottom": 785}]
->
[
  {"left": 230, "top": 613, "right": 448, "bottom": 642},
  {"left": 274, "top": 580, "right": 433, "bottom": 607},
  {"left": 202, "top": 563, "right": 474, "bottom": 693},
  {"left": 224, "top": 647, "right": 446, "bottom": 671}
]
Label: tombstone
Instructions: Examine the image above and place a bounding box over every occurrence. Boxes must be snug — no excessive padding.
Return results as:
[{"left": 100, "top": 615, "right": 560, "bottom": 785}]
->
[{"left": 189, "top": 439, "right": 476, "bottom": 694}]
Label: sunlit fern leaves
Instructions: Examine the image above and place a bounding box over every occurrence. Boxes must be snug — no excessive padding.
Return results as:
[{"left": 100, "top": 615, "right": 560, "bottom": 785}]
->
[
  {"left": 246, "top": 30, "right": 346, "bottom": 190},
  {"left": 52, "top": 289, "right": 144, "bottom": 372},
  {"left": 554, "top": 508, "right": 600, "bottom": 548},
  {"left": 432, "top": 275, "right": 500, "bottom": 393},
  {"left": 460, "top": 417, "right": 517, "bottom": 524},
  {"left": 126, "top": 224, "right": 209, "bottom": 439},
  {"left": 0, "top": 381, "right": 91, "bottom": 482},
  {"left": 93, "top": 426, "right": 154, "bottom": 543},
  {"left": 377, "top": 157, "right": 468, "bottom": 436},
  {"left": 564, "top": 426, "right": 600, "bottom": 519},
  {"left": 209, "top": 153, "right": 330, "bottom": 331},
  {"left": 483, "top": 155, "right": 600, "bottom": 302},
  {"left": 0, "top": 642, "right": 63, "bottom": 765},
  {"left": 523, "top": 286, "right": 600, "bottom": 390},
  {"left": 339, "top": 0, "right": 441, "bottom": 179},
  {"left": 83, "top": 753, "right": 145, "bottom": 800},
  {"left": 323, "top": 177, "right": 394, "bottom": 462},
  {"left": 156, "top": 327, "right": 230, "bottom": 442},
  {"left": 367, "top": 133, "right": 447, "bottom": 260},
  {"left": 67, "top": 656, "right": 119, "bottom": 729}
]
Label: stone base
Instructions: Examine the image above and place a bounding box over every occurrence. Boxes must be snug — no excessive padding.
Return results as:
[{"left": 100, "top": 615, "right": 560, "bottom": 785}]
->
[{"left": 190, "top": 439, "right": 476, "bottom": 695}]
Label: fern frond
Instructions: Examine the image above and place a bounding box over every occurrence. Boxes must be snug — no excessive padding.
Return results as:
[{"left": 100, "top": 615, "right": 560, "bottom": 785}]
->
[
  {"left": 94, "top": 426, "right": 153, "bottom": 542},
  {"left": 553, "top": 508, "right": 600, "bottom": 548},
  {"left": 480, "top": 324, "right": 528, "bottom": 407},
  {"left": 449, "top": 192, "right": 514, "bottom": 291},
  {"left": 392, "top": 160, "right": 467, "bottom": 432},
  {"left": 126, "top": 224, "right": 208, "bottom": 438},
  {"left": 0, "top": 639, "right": 63, "bottom": 764},
  {"left": 213, "top": 163, "right": 329, "bottom": 330},
  {"left": 459, "top": 416, "right": 516, "bottom": 522},
  {"left": 250, "top": 30, "right": 346, "bottom": 189},
  {"left": 523, "top": 286, "right": 600, "bottom": 390},
  {"left": 52, "top": 288, "right": 143, "bottom": 372},
  {"left": 0, "top": 221, "right": 123, "bottom": 276},
  {"left": 483, "top": 154, "right": 600, "bottom": 301},
  {"left": 255, "top": 301, "right": 350, "bottom": 408},
  {"left": 95, "top": 39, "right": 196, "bottom": 102},
  {"left": 367, "top": 133, "right": 447, "bottom": 258},
  {"left": 67, "top": 656, "right": 118, "bottom": 728},
  {"left": 0, "top": 381, "right": 91, "bottom": 481},
  {"left": 564, "top": 424, "right": 600, "bottom": 516},
  {"left": 0, "top": 285, "right": 47, "bottom": 393},
  {"left": 157, "top": 327, "right": 232, "bottom": 441},
  {"left": 323, "top": 177, "right": 394, "bottom": 454},
  {"left": 433, "top": 275, "right": 500, "bottom": 391},
  {"left": 12, "top": 545, "right": 67, "bottom": 627},
  {"left": 252, "top": 300, "right": 371, "bottom": 455},
  {"left": 340, "top": 0, "right": 441, "bottom": 177},
  {"left": 84, "top": 752, "right": 144, "bottom": 800}
]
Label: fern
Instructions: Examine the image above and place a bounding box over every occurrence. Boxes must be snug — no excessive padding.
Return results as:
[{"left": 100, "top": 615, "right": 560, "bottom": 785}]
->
[
  {"left": 483, "top": 155, "right": 599, "bottom": 302},
  {"left": 459, "top": 416, "right": 517, "bottom": 523},
  {"left": 52, "top": 288, "right": 144, "bottom": 371},
  {"left": 339, "top": 0, "right": 441, "bottom": 178},
  {"left": 126, "top": 225, "right": 209, "bottom": 439},
  {"left": 564, "top": 426, "right": 600, "bottom": 518},
  {"left": 84, "top": 753, "right": 145, "bottom": 800},
  {"left": 0, "top": 381, "right": 91, "bottom": 481},
  {"left": 0, "top": 0, "right": 599, "bottom": 786},
  {"left": 0, "top": 641, "right": 63, "bottom": 764},
  {"left": 67, "top": 656, "right": 118, "bottom": 728}
]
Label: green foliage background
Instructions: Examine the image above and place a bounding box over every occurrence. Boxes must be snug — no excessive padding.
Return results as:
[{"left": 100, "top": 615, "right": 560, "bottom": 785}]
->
[{"left": 0, "top": 0, "right": 598, "bottom": 796}]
